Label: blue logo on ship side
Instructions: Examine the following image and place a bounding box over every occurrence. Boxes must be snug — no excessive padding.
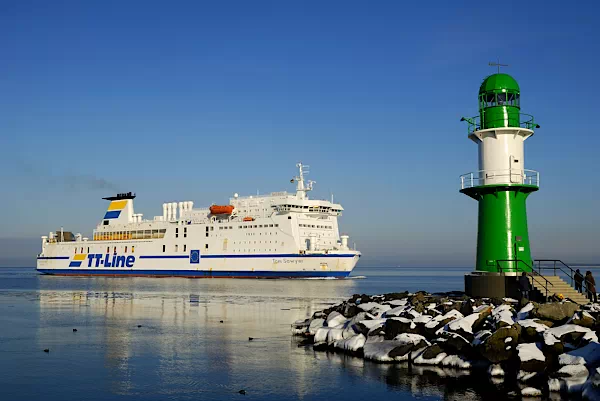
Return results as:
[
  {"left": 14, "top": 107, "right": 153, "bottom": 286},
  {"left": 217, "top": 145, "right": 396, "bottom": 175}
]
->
[{"left": 87, "top": 254, "right": 135, "bottom": 268}]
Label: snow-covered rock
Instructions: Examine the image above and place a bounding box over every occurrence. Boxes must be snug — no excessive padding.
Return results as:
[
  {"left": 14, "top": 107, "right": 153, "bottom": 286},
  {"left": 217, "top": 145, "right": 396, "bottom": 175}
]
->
[
  {"left": 488, "top": 364, "right": 505, "bottom": 377},
  {"left": 521, "top": 387, "right": 542, "bottom": 397},
  {"left": 516, "top": 343, "right": 546, "bottom": 372},
  {"left": 362, "top": 335, "right": 428, "bottom": 362},
  {"left": 357, "top": 302, "right": 391, "bottom": 317},
  {"left": 308, "top": 318, "right": 325, "bottom": 335},
  {"left": 517, "top": 303, "right": 535, "bottom": 321},
  {"left": 544, "top": 324, "right": 598, "bottom": 346},
  {"left": 446, "top": 313, "right": 480, "bottom": 334},
  {"left": 557, "top": 364, "right": 590, "bottom": 378},
  {"left": 333, "top": 334, "right": 366, "bottom": 352},
  {"left": 440, "top": 355, "right": 471, "bottom": 369},
  {"left": 559, "top": 342, "right": 600, "bottom": 366},
  {"left": 413, "top": 344, "right": 447, "bottom": 365},
  {"left": 326, "top": 311, "right": 347, "bottom": 328},
  {"left": 314, "top": 327, "right": 330, "bottom": 345}
]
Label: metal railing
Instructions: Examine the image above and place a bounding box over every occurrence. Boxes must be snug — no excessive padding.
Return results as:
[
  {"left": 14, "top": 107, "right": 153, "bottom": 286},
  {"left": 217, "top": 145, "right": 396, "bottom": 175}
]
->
[
  {"left": 460, "top": 169, "right": 539, "bottom": 189},
  {"left": 461, "top": 113, "right": 539, "bottom": 134},
  {"left": 534, "top": 259, "right": 589, "bottom": 297},
  {"left": 496, "top": 259, "right": 551, "bottom": 299}
]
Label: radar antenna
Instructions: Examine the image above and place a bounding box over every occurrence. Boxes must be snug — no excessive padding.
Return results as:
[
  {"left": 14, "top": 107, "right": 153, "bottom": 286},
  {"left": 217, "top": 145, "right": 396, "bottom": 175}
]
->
[{"left": 292, "top": 162, "right": 315, "bottom": 200}]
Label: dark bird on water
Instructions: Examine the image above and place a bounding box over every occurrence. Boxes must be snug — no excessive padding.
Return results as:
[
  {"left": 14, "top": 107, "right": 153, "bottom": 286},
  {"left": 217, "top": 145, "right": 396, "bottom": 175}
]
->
[
  {"left": 238, "top": 390, "right": 246, "bottom": 395},
  {"left": 73, "top": 329, "right": 77, "bottom": 332},
  {"left": 43, "top": 349, "right": 49, "bottom": 353},
  {"left": 220, "top": 320, "right": 224, "bottom": 323},
  {"left": 248, "top": 337, "right": 254, "bottom": 341},
  {"left": 137, "top": 325, "right": 142, "bottom": 328}
]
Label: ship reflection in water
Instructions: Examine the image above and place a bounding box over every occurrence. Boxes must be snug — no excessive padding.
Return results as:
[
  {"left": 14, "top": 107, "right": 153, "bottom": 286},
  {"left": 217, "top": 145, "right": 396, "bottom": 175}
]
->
[{"left": 0, "top": 268, "right": 489, "bottom": 401}]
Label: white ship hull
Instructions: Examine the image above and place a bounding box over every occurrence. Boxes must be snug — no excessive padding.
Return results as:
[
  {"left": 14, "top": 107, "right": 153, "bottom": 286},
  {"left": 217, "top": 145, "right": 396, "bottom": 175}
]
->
[{"left": 37, "top": 252, "right": 359, "bottom": 278}]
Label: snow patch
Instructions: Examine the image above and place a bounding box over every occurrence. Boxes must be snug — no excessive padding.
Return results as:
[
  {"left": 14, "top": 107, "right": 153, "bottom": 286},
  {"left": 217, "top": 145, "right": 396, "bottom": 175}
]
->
[
  {"left": 521, "top": 387, "right": 542, "bottom": 397},
  {"left": 488, "top": 364, "right": 505, "bottom": 377},
  {"left": 516, "top": 343, "right": 545, "bottom": 363},
  {"left": 559, "top": 342, "right": 600, "bottom": 366},
  {"left": 441, "top": 355, "right": 471, "bottom": 369},
  {"left": 446, "top": 313, "right": 479, "bottom": 334},
  {"left": 544, "top": 325, "right": 598, "bottom": 346}
]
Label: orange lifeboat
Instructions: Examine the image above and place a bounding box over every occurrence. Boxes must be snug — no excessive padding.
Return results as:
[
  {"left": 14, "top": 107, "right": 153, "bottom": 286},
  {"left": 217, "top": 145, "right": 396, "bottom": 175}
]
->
[
  {"left": 243, "top": 216, "right": 255, "bottom": 222},
  {"left": 210, "top": 205, "right": 234, "bottom": 215}
]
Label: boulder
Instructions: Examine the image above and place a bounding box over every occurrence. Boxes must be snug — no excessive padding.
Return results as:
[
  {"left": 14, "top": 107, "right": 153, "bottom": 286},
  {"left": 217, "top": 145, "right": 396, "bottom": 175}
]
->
[
  {"left": 569, "top": 311, "right": 596, "bottom": 329},
  {"left": 531, "top": 302, "right": 580, "bottom": 324},
  {"left": 479, "top": 323, "right": 522, "bottom": 363},
  {"left": 413, "top": 344, "right": 447, "bottom": 365},
  {"left": 516, "top": 343, "right": 547, "bottom": 372},
  {"left": 442, "top": 332, "right": 474, "bottom": 358},
  {"left": 384, "top": 317, "right": 420, "bottom": 339}
]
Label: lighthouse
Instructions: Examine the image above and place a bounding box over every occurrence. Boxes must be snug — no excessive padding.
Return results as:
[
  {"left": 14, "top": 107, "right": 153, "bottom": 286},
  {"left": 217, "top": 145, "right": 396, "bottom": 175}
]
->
[{"left": 462, "top": 70, "right": 540, "bottom": 297}]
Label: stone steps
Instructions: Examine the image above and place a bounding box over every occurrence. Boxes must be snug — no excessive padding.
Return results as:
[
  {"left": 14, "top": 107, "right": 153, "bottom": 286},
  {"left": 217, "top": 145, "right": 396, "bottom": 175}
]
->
[{"left": 530, "top": 275, "right": 589, "bottom": 304}]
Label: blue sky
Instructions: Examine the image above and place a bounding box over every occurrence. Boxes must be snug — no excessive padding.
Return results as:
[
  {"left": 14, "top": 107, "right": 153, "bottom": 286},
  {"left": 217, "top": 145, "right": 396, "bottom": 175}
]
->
[{"left": 1, "top": 0, "right": 599, "bottom": 267}]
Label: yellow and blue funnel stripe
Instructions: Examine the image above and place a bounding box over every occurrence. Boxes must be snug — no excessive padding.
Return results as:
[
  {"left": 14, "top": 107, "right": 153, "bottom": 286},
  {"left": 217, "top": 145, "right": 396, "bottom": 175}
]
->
[
  {"left": 69, "top": 253, "right": 87, "bottom": 267},
  {"left": 104, "top": 200, "right": 127, "bottom": 219}
]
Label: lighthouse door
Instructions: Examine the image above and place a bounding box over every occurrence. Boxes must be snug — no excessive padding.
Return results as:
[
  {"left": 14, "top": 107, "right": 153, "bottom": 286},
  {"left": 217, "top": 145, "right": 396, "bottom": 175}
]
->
[{"left": 509, "top": 155, "right": 522, "bottom": 183}]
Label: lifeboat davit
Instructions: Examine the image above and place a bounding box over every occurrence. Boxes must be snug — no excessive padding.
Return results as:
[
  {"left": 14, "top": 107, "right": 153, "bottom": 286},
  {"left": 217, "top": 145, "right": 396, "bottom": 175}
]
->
[
  {"left": 210, "top": 205, "right": 234, "bottom": 215},
  {"left": 243, "top": 217, "right": 255, "bottom": 222}
]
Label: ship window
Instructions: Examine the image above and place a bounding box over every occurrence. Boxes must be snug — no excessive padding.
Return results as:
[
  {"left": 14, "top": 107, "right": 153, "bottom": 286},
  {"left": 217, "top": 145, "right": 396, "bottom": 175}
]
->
[
  {"left": 132, "top": 246, "right": 135, "bottom": 253},
  {"left": 270, "top": 224, "right": 274, "bottom": 227},
  {"left": 254, "top": 225, "right": 257, "bottom": 228},
  {"left": 152, "top": 230, "right": 159, "bottom": 239},
  {"left": 183, "top": 244, "right": 186, "bottom": 252},
  {"left": 206, "top": 233, "right": 209, "bottom": 237},
  {"left": 162, "top": 245, "right": 165, "bottom": 252},
  {"left": 81, "top": 247, "right": 83, "bottom": 253},
  {"left": 125, "top": 246, "right": 128, "bottom": 253},
  {"left": 210, "top": 227, "right": 214, "bottom": 231},
  {"left": 74, "top": 248, "right": 77, "bottom": 254},
  {"left": 107, "top": 247, "right": 110, "bottom": 253},
  {"left": 103, "top": 220, "right": 109, "bottom": 226},
  {"left": 275, "top": 224, "right": 279, "bottom": 227},
  {"left": 205, "top": 244, "right": 208, "bottom": 250},
  {"left": 145, "top": 230, "right": 152, "bottom": 239},
  {"left": 288, "top": 216, "right": 291, "bottom": 220},
  {"left": 113, "top": 247, "right": 116, "bottom": 254},
  {"left": 175, "top": 244, "right": 178, "bottom": 252},
  {"left": 87, "top": 247, "right": 90, "bottom": 253}
]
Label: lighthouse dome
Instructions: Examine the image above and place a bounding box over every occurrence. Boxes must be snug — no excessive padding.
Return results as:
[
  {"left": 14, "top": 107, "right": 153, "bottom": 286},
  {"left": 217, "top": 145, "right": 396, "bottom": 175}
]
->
[{"left": 479, "top": 73, "right": 520, "bottom": 94}]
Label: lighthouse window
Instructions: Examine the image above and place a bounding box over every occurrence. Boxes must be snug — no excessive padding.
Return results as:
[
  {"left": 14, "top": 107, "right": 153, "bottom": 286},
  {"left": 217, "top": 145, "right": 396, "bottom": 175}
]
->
[
  {"left": 485, "top": 93, "right": 496, "bottom": 107},
  {"left": 497, "top": 93, "right": 507, "bottom": 105}
]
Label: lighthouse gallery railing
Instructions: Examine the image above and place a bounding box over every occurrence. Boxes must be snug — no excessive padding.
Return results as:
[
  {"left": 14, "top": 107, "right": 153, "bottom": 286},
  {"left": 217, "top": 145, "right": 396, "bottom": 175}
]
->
[{"left": 460, "top": 169, "right": 539, "bottom": 190}]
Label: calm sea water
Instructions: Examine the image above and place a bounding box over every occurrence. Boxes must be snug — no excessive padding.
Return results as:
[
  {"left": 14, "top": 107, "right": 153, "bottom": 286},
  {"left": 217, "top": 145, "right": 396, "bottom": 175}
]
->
[{"left": 0, "top": 266, "right": 505, "bottom": 401}]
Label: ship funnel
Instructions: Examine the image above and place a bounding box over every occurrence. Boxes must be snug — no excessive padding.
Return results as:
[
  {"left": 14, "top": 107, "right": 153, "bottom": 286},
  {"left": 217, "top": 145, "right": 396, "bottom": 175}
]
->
[
  {"left": 178, "top": 202, "right": 183, "bottom": 219},
  {"left": 163, "top": 203, "right": 168, "bottom": 221},
  {"left": 189, "top": 201, "right": 194, "bottom": 211}
]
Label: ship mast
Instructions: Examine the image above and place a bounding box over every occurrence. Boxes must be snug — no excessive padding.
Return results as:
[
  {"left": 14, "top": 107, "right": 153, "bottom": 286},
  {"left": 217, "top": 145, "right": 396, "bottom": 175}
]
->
[{"left": 293, "top": 162, "right": 315, "bottom": 200}]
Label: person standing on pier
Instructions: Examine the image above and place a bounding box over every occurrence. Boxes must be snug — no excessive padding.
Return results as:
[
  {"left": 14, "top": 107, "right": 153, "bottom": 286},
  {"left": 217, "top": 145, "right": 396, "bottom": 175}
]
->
[
  {"left": 585, "top": 271, "right": 597, "bottom": 303},
  {"left": 518, "top": 272, "right": 530, "bottom": 300},
  {"left": 574, "top": 269, "right": 584, "bottom": 293}
]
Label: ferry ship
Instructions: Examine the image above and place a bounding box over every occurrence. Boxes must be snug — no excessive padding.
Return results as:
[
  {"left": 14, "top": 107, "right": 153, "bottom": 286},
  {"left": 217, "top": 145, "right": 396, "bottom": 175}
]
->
[{"left": 36, "top": 163, "right": 360, "bottom": 278}]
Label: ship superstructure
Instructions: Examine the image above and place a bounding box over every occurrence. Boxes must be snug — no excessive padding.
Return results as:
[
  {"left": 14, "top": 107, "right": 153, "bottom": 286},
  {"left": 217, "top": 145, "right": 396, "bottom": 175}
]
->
[{"left": 36, "top": 163, "right": 360, "bottom": 278}]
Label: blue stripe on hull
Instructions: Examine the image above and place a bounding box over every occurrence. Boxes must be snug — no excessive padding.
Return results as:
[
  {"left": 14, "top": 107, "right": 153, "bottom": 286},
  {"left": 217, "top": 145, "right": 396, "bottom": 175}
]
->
[{"left": 36, "top": 269, "right": 351, "bottom": 278}]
